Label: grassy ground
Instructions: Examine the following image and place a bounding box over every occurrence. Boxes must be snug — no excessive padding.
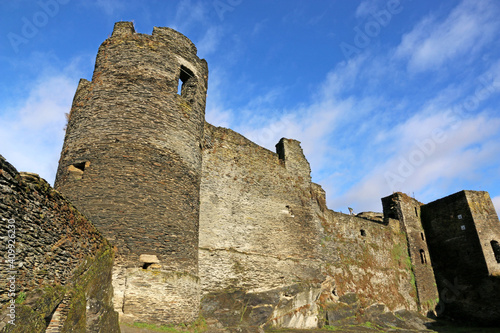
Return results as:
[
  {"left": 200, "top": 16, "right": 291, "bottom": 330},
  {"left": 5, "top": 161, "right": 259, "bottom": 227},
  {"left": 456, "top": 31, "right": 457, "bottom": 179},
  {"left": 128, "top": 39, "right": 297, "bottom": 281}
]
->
[{"left": 119, "top": 321, "right": 500, "bottom": 333}]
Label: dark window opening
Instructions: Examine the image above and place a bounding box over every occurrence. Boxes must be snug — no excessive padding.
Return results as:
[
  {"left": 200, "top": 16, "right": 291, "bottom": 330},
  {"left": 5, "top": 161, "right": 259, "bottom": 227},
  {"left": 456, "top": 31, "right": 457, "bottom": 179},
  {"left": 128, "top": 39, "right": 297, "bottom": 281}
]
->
[
  {"left": 421, "top": 232, "right": 425, "bottom": 241},
  {"left": 142, "top": 262, "right": 153, "bottom": 270},
  {"left": 415, "top": 207, "right": 418, "bottom": 217},
  {"left": 491, "top": 240, "right": 500, "bottom": 263},
  {"left": 72, "top": 162, "right": 86, "bottom": 172},
  {"left": 177, "top": 65, "right": 195, "bottom": 100},
  {"left": 419, "top": 249, "right": 427, "bottom": 264},
  {"left": 68, "top": 161, "right": 89, "bottom": 180},
  {"left": 360, "top": 229, "right": 366, "bottom": 237},
  {"left": 387, "top": 211, "right": 397, "bottom": 219}
]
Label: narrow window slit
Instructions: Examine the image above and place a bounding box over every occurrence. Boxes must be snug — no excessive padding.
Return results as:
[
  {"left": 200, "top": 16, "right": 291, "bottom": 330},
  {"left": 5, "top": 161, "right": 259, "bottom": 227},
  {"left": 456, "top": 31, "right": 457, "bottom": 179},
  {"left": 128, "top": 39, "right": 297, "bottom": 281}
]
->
[
  {"left": 419, "top": 249, "right": 427, "bottom": 264},
  {"left": 177, "top": 65, "right": 195, "bottom": 99},
  {"left": 491, "top": 241, "right": 500, "bottom": 263}
]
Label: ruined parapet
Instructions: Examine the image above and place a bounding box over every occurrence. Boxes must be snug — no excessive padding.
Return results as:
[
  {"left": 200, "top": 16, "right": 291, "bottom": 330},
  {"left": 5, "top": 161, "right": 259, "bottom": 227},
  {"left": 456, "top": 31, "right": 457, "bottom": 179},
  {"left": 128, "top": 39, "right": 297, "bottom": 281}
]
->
[
  {"left": 55, "top": 22, "right": 208, "bottom": 324},
  {"left": 0, "top": 155, "right": 119, "bottom": 332},
  {"left": 276, "top": 138, "right": 311, "bottom": 183},
  {"left": 382, "top": 193, "right": 439, "bottom": 314}
]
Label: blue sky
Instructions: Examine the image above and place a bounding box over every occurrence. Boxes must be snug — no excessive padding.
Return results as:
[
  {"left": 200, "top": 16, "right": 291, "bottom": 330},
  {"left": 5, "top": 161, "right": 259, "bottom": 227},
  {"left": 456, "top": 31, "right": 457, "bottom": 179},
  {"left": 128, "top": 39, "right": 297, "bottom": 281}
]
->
[{"left": 1, "top": 0, "right": 500, "bottom": 214}]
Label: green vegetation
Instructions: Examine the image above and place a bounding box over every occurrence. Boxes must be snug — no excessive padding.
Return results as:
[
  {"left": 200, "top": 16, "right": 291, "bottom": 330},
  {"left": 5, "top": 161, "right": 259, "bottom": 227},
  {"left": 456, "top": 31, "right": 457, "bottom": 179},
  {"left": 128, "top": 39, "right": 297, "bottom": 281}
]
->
[
  {"left": 15, "top": 291, "right": 26, "bottom": 304},
  {"left": 126, "top": 316, "right": 207, "bottom": 333},
  {"left": 391, "top": 242, "right": 408, "bottom": 269}
]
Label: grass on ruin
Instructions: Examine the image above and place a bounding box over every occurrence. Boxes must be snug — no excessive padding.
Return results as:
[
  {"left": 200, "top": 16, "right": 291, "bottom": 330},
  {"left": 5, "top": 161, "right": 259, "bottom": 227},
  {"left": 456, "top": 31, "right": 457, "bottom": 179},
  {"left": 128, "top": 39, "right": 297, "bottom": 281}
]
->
[
  {"left": 125, "top": 316, "right": 207, "bottom": 333},
  {"left": 316, "top": 321, "right": 385, "bottom": 332},
  {"left": 15, "top": 291, "right": 27, "bottom": 304}
]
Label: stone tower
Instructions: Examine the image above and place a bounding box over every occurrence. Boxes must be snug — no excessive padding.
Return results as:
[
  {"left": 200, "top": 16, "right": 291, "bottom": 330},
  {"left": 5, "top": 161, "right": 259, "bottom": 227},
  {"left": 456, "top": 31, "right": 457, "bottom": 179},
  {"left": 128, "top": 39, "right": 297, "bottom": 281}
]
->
[
  {"left": 55, "top": 22, "right": 208, "bottom": 324},
  {"left": 420, "top": 191, "right": 500, "bottom": 324},
  {"left": 382, "top": 193, "right": 439, "bottom": 314}
]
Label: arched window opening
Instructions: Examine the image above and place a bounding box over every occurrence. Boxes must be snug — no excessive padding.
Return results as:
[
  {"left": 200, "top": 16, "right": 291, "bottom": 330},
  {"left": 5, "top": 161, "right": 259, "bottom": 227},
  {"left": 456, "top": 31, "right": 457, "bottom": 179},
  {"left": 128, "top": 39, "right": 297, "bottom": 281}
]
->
[
  {"left": 491, "top": 241, "right": 500, "bottom": 263},
  {"left": 177, "top": 65, "right": 196, "bottom": 101},
  {"left": 419, "top": 249, "right": 427, "bottom": 264}
]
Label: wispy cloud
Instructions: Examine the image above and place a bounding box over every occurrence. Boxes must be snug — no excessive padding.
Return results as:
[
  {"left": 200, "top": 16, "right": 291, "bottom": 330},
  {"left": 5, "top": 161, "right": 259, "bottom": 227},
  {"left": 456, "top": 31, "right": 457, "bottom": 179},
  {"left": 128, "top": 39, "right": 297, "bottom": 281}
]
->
[
  {"left": 337, "top": 113, "right": 500, "bottom": 211},
  {"left": 355, "top": 0, "right": 387, "bottom": 19},
  {"left": 0, "top": 71, "right": 78, "bottom": 184},
  {"left": 92, "top": 0, "right": 125, "bottom": 15},
  {"left": 205, "top": 68, "right": 234, "bottom": 128},
  {"left": 395, "top": 0, "right": 500, "bottom": 73},
  {"left": 493, "top": 196, "right": 500, "bottom": 216},
  {"left": 196, "top": 26, "right": 222, "bottom": 57},
  {"left": 170, "top": 0, "right": 210, "bottom": 33},
  {"left": 225, "top": 1, "right": 500, "bottom": 213}
]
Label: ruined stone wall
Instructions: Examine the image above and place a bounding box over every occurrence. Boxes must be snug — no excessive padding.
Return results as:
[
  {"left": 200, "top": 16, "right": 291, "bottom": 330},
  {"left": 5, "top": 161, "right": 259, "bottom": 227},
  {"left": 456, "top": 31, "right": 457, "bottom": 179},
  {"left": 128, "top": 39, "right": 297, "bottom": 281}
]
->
[
  {"left": 382, "top": 193, "right": 439, "bottom": 314},
  {"left": 199, "top": 123, "right": 420, "bottom": 329},
  {"left": 199, "top": 123, "right": 324, "bottom": 328},
  {"left": 54, "top": 22, "right": 208, "bottom": 324},
  {"left": 313, "top": 187, "right": 419, "bottom": 315},
  {"left": 421, "top": 191, "right": 500, "bottom": 325},
  {"left": 0, "top": 155, "right": 119, "bottom": 332}
]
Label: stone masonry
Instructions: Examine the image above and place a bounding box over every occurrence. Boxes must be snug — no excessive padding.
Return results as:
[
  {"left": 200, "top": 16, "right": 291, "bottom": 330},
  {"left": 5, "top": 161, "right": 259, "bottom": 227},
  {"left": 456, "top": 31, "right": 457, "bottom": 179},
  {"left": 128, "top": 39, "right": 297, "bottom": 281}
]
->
[
  {"left": 54, "top": 22, "right": 208, "bottom": 325},
  {"left": 0, "top": 155, "right": 119, "bottom": 332},
  {"left": 37, "top": 21, "right": 500, "bottom": 329}
]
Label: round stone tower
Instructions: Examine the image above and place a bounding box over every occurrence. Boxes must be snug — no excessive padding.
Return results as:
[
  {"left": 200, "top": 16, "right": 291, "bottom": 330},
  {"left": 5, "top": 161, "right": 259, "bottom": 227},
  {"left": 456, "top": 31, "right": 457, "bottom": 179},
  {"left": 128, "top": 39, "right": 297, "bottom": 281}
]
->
[{"left": 55, "top": 22, "right": 208, "bottom": 325}]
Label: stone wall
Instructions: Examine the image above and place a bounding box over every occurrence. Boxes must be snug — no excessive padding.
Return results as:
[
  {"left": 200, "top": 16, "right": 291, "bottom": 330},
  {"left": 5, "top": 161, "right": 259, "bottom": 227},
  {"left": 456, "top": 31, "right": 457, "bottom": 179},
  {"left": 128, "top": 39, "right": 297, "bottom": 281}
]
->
[
  {"left": 0, "top": 154, "right": 119, "bottom": 332},
  {"left": 199, "top": 123, "right": 323, "bottom": 329},
  {"left": 199, "top": 123, "right": 420, "bottom": 329},
  {"left": 54, "top": 22, "right": 208, "bottom": 325},
  {"left": 314, "top": 188, "right": 420, "bottom": 317}
]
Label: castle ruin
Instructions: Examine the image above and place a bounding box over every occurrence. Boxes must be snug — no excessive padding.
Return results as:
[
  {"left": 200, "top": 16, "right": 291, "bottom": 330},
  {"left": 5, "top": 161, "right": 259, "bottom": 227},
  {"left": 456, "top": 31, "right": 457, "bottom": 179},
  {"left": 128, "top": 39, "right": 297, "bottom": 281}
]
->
[{"left": 2, "top": 22, "right": 500, "bottom": 331}]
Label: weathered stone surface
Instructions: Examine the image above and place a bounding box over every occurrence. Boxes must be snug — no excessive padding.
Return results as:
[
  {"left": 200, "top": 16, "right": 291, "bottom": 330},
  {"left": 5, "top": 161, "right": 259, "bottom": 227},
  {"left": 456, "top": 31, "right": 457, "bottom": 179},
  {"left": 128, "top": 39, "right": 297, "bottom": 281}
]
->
[
  {"left": 382, "top": 193, "right": 439, "bottom": 315},
  {"left": 356, "top": 211, "right": 384, "bottom": 222},
  {"left": 44, "top": 21, "right": 500, "bottom": 330},
  {"left": 54, "top": 21, "right": 208, "bottom": 324},
  {"left": 420, "top": 191, "right": 500, "bottom": 325},
  {"left": 139, "top": 254, "right": 159, "bottom": 264},
  {"left": 0, "top": 155, "right": 119, "bottom": 332},
  {"left": 198, "top": 123, "right": 420, "bottom": 329}
]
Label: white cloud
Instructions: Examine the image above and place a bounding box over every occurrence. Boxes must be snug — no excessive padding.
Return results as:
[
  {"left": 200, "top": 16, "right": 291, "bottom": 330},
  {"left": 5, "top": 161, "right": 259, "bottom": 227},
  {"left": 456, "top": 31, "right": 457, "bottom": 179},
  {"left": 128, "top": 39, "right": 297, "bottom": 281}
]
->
[
  {"left": 333, "top": 111, "right": 500, "bottom": 212},
  {"left": 493, "top": 196, "right": 500, "bottom": 216},
  {"left": 170, "top": 0, "right": 209, "bottom": 33},
  {"left": 196, "top": 26, "right": 222, "bottom": 57},
  {"left": 205, "top": 68, "right": 234, "bottom": 128},
  {"left": 0, "top": 74, "right": 77, "bottom": 185},
  {"left": 355, "top": 0, "right": 386, "bottom": 19},
  {"left": 395, "top": 0, "right": 500, "bottom": 73},
  {"left": 93, "top": 0, "right": 125, "bottom": 15}
]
